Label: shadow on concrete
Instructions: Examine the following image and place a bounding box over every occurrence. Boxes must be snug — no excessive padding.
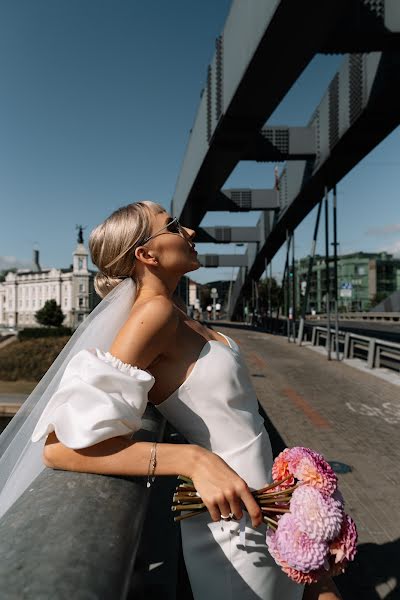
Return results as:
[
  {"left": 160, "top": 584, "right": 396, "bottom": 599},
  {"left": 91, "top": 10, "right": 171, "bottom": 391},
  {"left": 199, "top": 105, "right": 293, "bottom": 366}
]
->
[{"left": 338, "top": 539, "right": 400, "bottom": 600}]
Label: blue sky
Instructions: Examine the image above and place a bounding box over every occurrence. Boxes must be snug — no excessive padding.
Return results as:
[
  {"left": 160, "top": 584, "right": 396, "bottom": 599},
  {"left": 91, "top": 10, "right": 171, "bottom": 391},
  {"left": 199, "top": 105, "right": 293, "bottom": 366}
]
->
[{"left": 1, "top": 1, "right": 399, "bottom": 285}]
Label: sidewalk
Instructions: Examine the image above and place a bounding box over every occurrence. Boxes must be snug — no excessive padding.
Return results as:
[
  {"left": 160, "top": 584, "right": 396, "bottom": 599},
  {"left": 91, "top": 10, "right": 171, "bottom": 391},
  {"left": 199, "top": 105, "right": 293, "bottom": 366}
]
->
[{"left": 217, "top": 325, "right": 400, "bottom": 600}]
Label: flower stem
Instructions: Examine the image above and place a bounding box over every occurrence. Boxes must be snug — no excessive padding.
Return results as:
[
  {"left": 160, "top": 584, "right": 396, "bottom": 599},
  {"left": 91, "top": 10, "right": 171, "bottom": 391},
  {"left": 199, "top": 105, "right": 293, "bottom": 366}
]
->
[
  {"left": 263, "top": 516, "right": 278, "bottom": 529},
  {"left": 261, "top": 506, "right": 291, "bottom": 513},
  {"left": 177, "top": 475, "right": 194, "bottom": 485},
  {"left": 174, "top": 508, "right": 207, "bottom": 522},
  {"left": 172, "top": 503, "right": 206, "bottom": 511}
]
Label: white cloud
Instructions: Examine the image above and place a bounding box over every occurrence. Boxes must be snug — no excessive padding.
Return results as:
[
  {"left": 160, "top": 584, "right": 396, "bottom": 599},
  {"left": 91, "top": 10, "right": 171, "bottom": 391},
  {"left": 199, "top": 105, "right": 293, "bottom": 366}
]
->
[
  {"left": 378, "top": 239, "right": 400, "bottom": 257},
  {"left": 0, "top": 256, "right": 32, "bottom": 271},
  {"left": 366, "top": 224, "right": 400, "bottom": 236}
]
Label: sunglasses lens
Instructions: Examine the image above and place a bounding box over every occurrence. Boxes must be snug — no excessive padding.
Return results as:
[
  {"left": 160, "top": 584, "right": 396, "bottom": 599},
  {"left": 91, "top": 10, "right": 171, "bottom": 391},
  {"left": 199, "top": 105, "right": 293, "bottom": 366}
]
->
[{"left": 167, "top": 219, "right": 181, "bottom": 234}]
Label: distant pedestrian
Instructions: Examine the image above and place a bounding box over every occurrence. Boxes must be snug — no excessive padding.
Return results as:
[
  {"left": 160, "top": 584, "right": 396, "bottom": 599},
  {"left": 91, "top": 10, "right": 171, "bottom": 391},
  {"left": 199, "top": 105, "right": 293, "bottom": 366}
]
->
[{"left": 215, "top": 302, "right": 221, "bottom": 320}]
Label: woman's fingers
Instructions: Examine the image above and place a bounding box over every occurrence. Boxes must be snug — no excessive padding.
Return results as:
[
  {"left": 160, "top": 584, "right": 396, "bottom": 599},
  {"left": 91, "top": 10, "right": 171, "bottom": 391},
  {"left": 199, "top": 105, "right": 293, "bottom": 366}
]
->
[
  {"left": 207, "top": 502, "right": 223, "bottom": 522},
  {"left": 239, "top": 486, "right": 262, "bottom": 528},
  {"left": 223, "top": 489, "right": 243, "bottom": 520},
  {"left": 216, "top": 494, "right": 232, "bottom": 520}
]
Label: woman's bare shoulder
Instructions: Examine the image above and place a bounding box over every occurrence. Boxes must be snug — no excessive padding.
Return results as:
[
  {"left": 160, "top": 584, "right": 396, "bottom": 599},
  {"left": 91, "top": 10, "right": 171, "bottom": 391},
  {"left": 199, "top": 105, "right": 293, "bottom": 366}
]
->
[{"left": 109, "top": 296, "right": 179, "bottom": 370}]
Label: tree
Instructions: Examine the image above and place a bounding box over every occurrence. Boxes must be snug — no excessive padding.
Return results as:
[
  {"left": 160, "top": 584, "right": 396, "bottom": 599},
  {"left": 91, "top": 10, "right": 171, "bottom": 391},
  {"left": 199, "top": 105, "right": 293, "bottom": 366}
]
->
[
  {"left": 35, "top": 300, "right": 65, "bottom": 327},
  {"left": 258, "top": 278, "right": 282, "bottom": 314},
  {"left": 0, "top": 268, "right": 17, "bottom": 282}
]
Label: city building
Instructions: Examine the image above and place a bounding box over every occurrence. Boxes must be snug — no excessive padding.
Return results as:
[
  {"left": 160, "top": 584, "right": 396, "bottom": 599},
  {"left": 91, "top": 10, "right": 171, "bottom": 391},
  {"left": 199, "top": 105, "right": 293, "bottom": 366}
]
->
[
  {"left": 174, "top": 275, "right": 203, "bottom": 312},
  {"left": 0, "top": 228, "right": 98, "bottom": 329},
  {"left": 295, "top": 251, "right": 400, "bottom": 312}
]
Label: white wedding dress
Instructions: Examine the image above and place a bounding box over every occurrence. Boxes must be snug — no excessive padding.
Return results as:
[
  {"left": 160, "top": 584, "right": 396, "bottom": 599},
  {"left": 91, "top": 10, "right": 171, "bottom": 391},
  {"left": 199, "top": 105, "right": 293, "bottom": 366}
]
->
[{"left": 32, "top": 331, "right": 304, "bottom": 600}]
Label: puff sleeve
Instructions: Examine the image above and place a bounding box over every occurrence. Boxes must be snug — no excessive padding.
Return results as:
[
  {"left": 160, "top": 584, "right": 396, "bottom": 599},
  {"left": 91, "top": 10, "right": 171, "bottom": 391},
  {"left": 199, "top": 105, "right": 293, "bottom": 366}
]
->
[{"left": 31, "top": 348, "right": 155, "bottom": 449}]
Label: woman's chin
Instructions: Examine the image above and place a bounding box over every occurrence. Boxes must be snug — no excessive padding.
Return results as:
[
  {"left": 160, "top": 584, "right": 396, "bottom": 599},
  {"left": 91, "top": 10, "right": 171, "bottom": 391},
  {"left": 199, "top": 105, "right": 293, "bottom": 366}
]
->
[{"left": 185, "top": 258, "right": 201, "bottom": 273}]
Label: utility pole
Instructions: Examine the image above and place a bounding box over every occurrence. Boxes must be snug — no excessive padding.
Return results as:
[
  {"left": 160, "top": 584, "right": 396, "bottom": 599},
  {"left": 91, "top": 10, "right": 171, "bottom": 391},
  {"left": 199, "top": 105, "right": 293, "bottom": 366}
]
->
[
  {"left": 325, "top": 186, "right": 331, "bottom": 360},
  {"left": 291, "top": 230, "right": 296, "bottom": 340},
  {"left": 297, "top": 198, "right": 323, "bottom": 345},
  {"left": 285, "top": 230, "right": 291, "bottom": 341},
  {"left": 332, "top": 185, "right": 340, "bottom": 360}
]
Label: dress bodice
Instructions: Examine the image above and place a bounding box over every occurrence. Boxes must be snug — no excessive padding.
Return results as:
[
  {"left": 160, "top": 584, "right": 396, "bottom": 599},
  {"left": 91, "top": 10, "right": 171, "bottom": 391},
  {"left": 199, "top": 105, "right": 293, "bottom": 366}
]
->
[{"left": 156, "top": 332, "right": 274, "bottom": 489}]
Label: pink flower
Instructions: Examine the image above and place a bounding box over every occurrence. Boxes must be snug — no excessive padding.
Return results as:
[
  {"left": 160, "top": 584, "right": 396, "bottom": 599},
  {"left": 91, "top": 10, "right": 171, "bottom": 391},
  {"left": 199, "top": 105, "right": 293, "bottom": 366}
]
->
[
  {"left": 329, "top": 514, "right": 358, "bottom": 566},
  {"left": 286, "top": 447, "right": 310, "bottom": 471},
  {"left": 266, "top": 529, "right": 321, "bottom": 584},
  {"left": 290, "top": 485, "right": 343, "bottom": 542},
  {"left": 269, "top": 513, "right": 328, "bottom": 572},
  {"left": 271, "top": 448, "right": 295, "bottom": 488},
  {"left": 281, "top": 565, "right": 320, "bottom": 585},
  {"left": 291, "top": 451, "right": 337, "bottom": 496}
]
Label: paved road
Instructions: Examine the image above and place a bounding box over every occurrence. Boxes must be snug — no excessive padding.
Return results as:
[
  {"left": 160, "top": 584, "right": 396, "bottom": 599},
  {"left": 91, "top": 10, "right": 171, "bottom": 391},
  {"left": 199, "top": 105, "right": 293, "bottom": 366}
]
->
[{"left": 215, "top": 325, "right": 400, "bottom": 600}]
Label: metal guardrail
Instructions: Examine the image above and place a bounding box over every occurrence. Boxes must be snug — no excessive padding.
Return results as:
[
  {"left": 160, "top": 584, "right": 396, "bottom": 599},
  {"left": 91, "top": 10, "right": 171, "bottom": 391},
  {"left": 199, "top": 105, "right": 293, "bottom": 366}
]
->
[
  {"left": 0, "top": 405, "right": 182, "bottom": 599},
  {"left": 311, "top": 326, "right": 400, "bottom": 371},
  {"left": 308, "top": 312, "right": 400, "bottom": 323}
]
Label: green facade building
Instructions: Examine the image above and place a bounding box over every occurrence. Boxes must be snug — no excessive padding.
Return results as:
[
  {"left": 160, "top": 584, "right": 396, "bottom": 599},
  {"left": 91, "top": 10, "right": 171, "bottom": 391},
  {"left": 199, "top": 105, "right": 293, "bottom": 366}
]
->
[{"left": 295, "top": 252, "right": 400, "bottom": 313}]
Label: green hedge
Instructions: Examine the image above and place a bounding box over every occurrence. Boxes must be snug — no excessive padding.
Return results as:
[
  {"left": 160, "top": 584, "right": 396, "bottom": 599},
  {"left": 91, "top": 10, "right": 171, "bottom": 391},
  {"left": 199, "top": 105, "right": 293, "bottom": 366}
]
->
[
  {"left": 0, "top": 337, "right": 71, "bottom": 381},
  {"left": 18, "top": 327, "right": 72, "bottom": 341}
]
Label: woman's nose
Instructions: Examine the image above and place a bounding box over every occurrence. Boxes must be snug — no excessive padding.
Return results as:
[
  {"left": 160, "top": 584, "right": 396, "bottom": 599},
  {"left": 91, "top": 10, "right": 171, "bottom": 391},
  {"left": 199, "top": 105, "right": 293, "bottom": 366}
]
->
[{"left": 183, "top": 225, "right": 196, "bottom": 240}]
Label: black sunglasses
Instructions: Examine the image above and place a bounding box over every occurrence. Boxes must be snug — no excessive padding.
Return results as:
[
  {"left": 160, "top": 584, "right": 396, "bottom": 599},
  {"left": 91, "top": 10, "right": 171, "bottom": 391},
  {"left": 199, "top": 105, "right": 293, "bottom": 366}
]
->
[{"left": 141, "top": 217, "right": 184, "bottom": 244}]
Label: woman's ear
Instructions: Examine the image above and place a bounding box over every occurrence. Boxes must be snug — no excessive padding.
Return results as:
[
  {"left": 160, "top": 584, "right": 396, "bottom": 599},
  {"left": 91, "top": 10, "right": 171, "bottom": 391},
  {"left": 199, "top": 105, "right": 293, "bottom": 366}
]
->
[{"left": 135, "top": 246, "right": 158, "bottom": 265}]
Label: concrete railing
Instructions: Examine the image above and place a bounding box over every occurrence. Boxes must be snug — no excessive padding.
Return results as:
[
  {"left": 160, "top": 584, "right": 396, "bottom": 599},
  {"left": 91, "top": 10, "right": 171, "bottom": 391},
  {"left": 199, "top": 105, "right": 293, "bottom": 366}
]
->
[
  {"left": 0, "top": 405, "right": 184, "bottom": 599},
  {"left": 311, "top": 326, "right": 400, "bottom": 370}
]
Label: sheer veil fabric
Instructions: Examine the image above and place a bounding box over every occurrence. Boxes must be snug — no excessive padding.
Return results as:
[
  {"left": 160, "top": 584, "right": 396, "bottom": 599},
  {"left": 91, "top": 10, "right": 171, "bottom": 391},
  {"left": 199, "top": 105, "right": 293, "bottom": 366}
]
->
[{"left": 0, "top": 279, "right": 137, "bottom": 520}]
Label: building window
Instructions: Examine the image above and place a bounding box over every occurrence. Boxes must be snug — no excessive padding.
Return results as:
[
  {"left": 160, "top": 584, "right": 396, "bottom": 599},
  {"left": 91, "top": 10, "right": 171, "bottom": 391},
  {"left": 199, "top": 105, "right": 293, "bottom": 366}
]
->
[
  {"left": 79, "top": 297, "right": 84, "bottom": 307},
  {"left": 64, "top": 298, "right": 68, "bottom": 306},
  {"left": 78, "top": 258, "right": 83, "bottom": 270},
  {"left": 79, "top": 283, "right": 84, "bottom": 292}
]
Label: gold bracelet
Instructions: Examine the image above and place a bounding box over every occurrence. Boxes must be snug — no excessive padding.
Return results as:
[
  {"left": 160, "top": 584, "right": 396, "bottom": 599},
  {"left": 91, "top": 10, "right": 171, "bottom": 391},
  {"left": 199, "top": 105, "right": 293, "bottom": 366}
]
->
[{"left": 146, "top": 441, "right": 158, "bottom": 488}]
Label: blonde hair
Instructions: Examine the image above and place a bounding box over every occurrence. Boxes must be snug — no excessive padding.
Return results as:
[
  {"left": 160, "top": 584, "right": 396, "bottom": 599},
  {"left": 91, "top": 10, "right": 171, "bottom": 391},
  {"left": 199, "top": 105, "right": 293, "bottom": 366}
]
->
[{"left": 89, "top": 200, "right": 166, "bottom": 298}]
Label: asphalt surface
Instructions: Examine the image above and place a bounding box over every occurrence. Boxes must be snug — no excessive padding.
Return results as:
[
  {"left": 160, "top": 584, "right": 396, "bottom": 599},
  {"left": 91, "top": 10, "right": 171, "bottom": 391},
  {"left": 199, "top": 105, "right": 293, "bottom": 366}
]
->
[{"left": 214, "top": 324, "right": 400, "bottom": 600}]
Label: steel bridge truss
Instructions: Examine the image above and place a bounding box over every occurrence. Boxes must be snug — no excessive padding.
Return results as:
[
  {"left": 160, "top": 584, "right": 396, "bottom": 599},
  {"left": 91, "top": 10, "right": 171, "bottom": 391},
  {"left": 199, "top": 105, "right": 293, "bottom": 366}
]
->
[{"left": 171, "top": 0, "right": 400, "bottom": 318}]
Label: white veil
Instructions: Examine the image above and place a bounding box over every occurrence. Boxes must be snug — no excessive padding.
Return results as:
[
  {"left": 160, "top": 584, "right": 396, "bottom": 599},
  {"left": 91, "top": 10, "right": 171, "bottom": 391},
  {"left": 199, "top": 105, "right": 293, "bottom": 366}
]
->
[{"left": 0, "top": 278, "right": 137, "bottom": 520}]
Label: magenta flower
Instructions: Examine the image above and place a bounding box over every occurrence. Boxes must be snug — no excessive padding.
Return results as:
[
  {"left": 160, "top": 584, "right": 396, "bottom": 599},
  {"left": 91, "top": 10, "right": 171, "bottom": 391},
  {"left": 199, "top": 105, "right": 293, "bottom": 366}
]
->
[
  {"left": 329, "top": 514, "right": 358, "bottom": 566},
  {"left": 290, "top": 485, "right": 343, "bottom": 542},
  {"left": 270, "top": 513, "right": 328, "bottom": 572}
]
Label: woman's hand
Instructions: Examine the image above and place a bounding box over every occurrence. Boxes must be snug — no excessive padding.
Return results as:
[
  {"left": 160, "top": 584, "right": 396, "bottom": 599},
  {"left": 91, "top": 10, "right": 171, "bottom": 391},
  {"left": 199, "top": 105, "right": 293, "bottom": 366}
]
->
[{"left": 189, "top": 447, "right": 262, "bottom": 528}]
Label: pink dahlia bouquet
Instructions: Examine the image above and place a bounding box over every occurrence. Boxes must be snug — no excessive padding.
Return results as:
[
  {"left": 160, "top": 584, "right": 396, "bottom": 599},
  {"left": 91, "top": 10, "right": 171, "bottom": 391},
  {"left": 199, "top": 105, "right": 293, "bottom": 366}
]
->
[
  {"left": 265, "top": 447, "right": 357, "bottom": 584},
  {"left": 171, "top": 446, "right": 357, "bottom": 585}
]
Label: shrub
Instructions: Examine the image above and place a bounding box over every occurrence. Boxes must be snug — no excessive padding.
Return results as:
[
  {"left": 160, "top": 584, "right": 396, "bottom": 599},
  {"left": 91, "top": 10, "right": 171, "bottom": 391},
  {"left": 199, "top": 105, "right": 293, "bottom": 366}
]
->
[
  {"left": 0, "top": 337, "right": 70, "bottom": 381},
  {"left": 18, "top": 327, "right": 72, "bottom": 341}
]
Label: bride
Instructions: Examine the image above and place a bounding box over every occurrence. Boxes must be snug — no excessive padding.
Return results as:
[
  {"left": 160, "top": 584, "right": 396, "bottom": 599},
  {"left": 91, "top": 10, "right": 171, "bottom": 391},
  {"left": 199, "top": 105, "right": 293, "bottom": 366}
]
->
[{"left": 0, "top": 201, "right": 343, "bottom": 599}]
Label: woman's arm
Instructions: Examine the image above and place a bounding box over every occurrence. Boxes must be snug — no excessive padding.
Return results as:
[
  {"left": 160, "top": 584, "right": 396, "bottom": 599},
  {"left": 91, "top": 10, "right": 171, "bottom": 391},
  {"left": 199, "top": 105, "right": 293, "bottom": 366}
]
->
[{"left": 44, "top": 432, "right": 262, "bottom": 528}]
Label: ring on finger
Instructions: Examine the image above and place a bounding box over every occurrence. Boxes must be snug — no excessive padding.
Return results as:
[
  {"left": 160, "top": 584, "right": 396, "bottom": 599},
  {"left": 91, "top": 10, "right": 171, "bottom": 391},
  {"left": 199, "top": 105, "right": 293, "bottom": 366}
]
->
[{"left": 220, "top": 512, "right": 234, "bottom": 520}]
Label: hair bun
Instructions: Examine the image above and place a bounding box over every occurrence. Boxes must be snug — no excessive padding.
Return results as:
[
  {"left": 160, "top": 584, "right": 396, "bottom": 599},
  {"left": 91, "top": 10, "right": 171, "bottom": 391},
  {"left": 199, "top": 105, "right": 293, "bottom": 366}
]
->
[{"left": 94, "top": 272, "right": 126, "bottom": 299}]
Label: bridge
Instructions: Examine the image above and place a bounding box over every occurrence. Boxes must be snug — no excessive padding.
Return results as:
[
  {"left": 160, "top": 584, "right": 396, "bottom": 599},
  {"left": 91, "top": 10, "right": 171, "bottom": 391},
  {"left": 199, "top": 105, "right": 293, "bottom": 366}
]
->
[
  {"left": 1, "top": 2, "right": 400, "bottom": 599},
  {"left": 170, "top": 0, "right": 400, "bottom": 321}
]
